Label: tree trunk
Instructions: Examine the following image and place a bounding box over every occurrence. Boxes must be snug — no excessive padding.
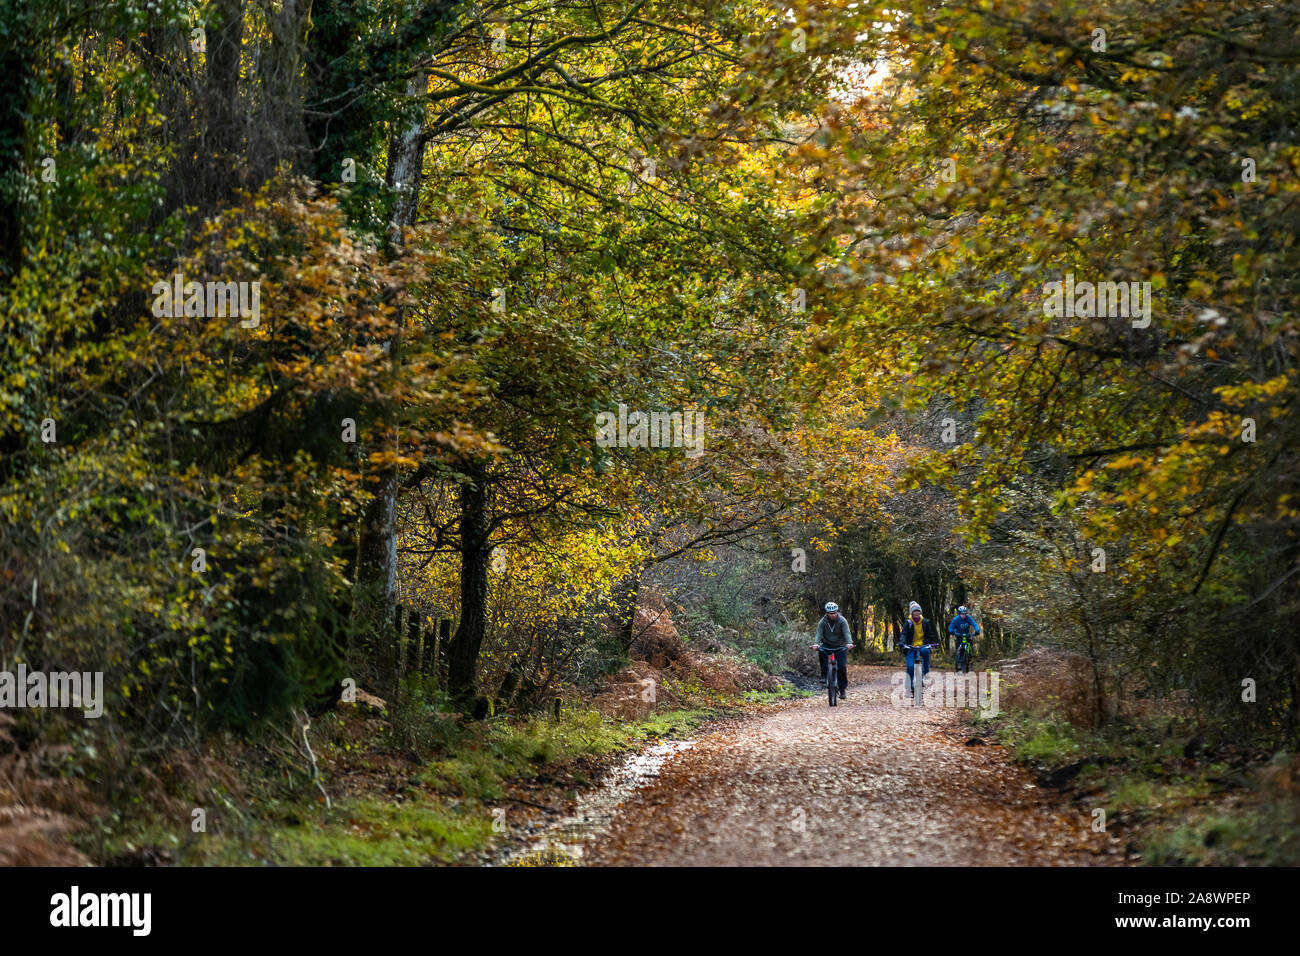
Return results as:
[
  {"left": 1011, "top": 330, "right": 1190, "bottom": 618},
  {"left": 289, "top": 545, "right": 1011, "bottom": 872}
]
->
[
  {"left": 202, "top": 0, "right": 244, "bottom": 199},
  {"left": 847, "top": 580, "right": 865, "bottom": 648},
  {"left": 355, "top": 467, "right": 400, "bottom": 695},
  {"left": 0, "top": 3, "right": 36, "bottom": 280},
  {"left": 353, "top": 71, "right": 426, "bottom": 696},
  {"left": 260, "top": 0, "right": 310, "bottom": 175},
  {"left": 446, "top": 463, "right": 491, "bottom": 702},
  {"left": 411, "top": 610, "right": 424, "bottom": 674},
  {"left": 396, "top": 603, "right": 410, "bottom": 677},
  {"left": 611, "top": 567, "right": 643, "bottom": 652},
  {"left": 436, "top": 618, "right": 451, "bottom": 682}
]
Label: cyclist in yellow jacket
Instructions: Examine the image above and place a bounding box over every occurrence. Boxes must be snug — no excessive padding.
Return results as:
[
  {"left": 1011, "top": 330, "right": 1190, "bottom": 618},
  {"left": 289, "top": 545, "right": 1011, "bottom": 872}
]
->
[{"left": 898, "top": 601, "right": 939, "bottom": 694}]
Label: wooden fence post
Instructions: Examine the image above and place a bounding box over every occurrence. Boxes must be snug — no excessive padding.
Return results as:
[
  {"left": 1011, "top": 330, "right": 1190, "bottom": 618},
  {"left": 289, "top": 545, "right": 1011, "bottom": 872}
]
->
[
  {"left": 424, "top": 617, "right": 453, "bottom": 685},
  {"left": 396, "top": 604, "right": 409, "bottom": 678},
  {"left": 410, "top": 611, "right": 423, "bottom": 676}
]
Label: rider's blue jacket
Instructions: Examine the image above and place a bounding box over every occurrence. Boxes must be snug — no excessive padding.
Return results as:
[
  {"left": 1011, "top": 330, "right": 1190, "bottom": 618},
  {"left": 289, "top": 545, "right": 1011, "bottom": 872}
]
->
[{"left": 948, "top": 614, "right": 980, "bottom": 640}]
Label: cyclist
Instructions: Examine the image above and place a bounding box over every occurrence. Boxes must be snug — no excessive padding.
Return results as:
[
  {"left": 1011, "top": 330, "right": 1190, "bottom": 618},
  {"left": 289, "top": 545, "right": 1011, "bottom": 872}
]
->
[
  {"left": 809, "top": 602, "right": 854, "bottom": 701},
  {"left": 898, "top": 601, "right": 939, "bottom": 694},
  {"left": 948, "top": 605, "right": 980, "bottom": 671}
]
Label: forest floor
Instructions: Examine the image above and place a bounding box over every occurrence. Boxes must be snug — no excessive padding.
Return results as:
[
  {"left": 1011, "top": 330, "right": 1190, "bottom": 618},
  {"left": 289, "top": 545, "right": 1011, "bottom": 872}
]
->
[{"left": 511, "top": 665, "right": 1133, "bottom": 866}]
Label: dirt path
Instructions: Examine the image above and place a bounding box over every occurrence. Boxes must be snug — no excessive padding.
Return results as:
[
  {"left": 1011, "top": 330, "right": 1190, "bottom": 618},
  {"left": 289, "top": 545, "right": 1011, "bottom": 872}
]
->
[{"left": 582, "top": 665, "right": 1130, "bottom": 866}]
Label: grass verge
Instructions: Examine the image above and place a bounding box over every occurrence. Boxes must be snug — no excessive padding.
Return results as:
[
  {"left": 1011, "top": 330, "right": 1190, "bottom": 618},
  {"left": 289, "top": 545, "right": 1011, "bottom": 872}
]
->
[
  {"left": 984, "top": 710, "right": 1300, "bottom": 865},
  {"left": 71, "top": 697, "right": 764, "bottom": 866}
]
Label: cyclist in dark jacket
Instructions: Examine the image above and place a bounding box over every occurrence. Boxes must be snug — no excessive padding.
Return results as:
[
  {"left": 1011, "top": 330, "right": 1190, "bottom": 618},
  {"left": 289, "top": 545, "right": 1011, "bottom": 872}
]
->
[{"left": 809, "top": 602, "right": 854, "bottom": 700}]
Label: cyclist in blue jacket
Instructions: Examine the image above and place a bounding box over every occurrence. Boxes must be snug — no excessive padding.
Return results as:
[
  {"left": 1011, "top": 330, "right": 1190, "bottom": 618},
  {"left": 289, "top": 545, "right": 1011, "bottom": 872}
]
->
[
  {"left": 948, "top": 606, "right": 980, "bottom": 643},
  {"left": 948, "top": 605, "right": 980, "bottom": 671}
]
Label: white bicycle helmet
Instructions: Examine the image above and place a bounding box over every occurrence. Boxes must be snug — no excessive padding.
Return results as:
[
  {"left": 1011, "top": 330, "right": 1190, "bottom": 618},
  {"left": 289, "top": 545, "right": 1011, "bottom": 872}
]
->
[
  {"left": 957, "top": 605, "right": 968, "bottom": 614},
  {"left": 824, "top": 602, "right": 838, "bottom": 613}
]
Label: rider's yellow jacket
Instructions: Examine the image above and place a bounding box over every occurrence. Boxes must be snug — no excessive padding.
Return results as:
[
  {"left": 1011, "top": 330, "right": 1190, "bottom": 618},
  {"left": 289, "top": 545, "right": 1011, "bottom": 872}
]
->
[{"left": 900, "top": 617, "right": 938, "bottom": 647}]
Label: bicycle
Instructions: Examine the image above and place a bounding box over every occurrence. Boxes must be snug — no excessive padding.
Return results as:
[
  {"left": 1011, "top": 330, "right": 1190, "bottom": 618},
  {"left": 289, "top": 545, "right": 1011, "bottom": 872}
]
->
[
  {"left": 811, "top": 642, "right": 854, "bottom": 707},
  {"left": 953, "top": 637, "right": 973, "bottom": 674},
  {"left": 905, "top": 642, "right": 939, "bottom": 707}
]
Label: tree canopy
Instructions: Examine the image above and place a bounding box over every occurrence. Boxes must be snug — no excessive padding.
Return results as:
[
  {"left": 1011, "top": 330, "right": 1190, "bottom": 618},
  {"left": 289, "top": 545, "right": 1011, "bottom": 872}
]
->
[{"left": 2, "top": 0, "right": 1296, "bottom": 785}]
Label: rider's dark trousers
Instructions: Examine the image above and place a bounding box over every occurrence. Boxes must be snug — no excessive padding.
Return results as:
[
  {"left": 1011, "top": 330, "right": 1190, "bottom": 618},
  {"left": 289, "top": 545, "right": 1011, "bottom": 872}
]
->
[{"left": 818, "top": 646, "right": 848, "bottom": 692}]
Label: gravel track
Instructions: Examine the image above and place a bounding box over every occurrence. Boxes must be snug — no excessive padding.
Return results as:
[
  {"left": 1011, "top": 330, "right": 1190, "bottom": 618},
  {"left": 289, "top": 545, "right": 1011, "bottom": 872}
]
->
[{"left": 583, "top": 665, "right": 1130, "bottom": 866}]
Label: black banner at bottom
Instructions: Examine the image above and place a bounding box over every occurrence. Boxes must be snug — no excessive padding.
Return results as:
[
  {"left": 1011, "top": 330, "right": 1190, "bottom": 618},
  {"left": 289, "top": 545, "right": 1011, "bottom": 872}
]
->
[{"left": 0, "top": 864, "right": 1272, "bottom": 944}]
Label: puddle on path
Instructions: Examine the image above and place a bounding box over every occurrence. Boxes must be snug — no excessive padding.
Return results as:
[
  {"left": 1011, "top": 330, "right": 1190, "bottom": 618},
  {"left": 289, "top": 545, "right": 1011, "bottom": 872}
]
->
[{"left": 499, "top": 739, "right": 693, "bottom": 866}]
